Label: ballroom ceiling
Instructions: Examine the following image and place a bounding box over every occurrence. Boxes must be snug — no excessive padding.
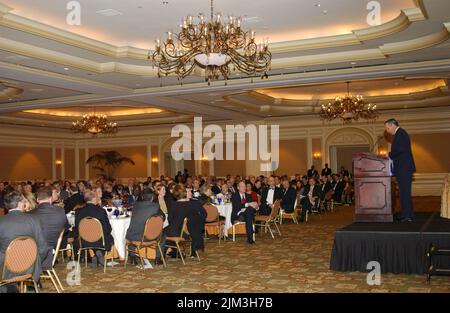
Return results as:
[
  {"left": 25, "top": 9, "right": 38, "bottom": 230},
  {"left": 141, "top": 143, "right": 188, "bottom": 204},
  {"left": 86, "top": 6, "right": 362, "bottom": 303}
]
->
[{"left": 0, "top": 0, "right": 450, "bottom": 131}]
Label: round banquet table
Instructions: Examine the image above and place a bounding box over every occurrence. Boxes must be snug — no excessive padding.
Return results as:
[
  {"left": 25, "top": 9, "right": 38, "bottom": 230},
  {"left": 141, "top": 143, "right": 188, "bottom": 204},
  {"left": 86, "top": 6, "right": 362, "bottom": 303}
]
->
[
  {"left": 215, "top": 203, "right": 233, "bottom": 237},
  {"left": 66, "top": 211, "right": 169, "bottom": 260}
]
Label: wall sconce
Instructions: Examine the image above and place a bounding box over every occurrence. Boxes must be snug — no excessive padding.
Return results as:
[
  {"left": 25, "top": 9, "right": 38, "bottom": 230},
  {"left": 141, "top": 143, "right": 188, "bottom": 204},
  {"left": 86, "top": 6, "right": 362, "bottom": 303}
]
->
[
  {"left": 313, "top": 152, "right": 321, "bottom": 160},
  {"left": 151, "top": 157, "right": 159, "bottom": 163},
  {"left": 201, "top": 155, "right": 209, "bottom": 161},
  {"left": 378, "top": 150, "right": 388, "bottom": 157},
  {"left": 55, "top": 160, "right": 62, "bottom": 165}
]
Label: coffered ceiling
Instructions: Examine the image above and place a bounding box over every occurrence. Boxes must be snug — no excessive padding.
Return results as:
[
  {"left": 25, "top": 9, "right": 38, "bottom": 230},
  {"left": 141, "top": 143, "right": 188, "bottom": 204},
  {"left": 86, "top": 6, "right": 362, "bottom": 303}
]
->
[{"left": 0, "top": 0, "right": 449, "bottom": 132}]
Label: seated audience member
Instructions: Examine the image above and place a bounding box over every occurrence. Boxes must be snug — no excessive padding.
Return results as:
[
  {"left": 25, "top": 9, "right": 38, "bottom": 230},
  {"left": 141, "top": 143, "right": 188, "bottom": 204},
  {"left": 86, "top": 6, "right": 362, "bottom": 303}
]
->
[
  {"left": 192, "top": 178, "right": 201, "bottom": 199},
  {"left": 342, "top": 175, "right": 354, "bottom": 205},
  {"left": 101, "top": 182, "right": 114, "bottom": 203},
  {"left": 53, "top": 181, "right": 69, "bottom": 203},
  {"left": 319, "top": 175, "right": 333, "bottom": 202},
  {"left": 340, "top": 166, "right": 349, "bottom": 178},
  {"left": 30, "top": 187, "right": 70, "bottom": 250},
  {"left": 165, "top": 185, "right": 204, "bottom": 257},
  {"left": 0, "top": 191, "right": 52, "bottom": 293},
  {"left": 197, "top": 184, "right": 213, "bottom": 206},
  {"left": 22, "top": 190, "right": 37, "bottom": 212},
  {"left": 64, "top": 184, "right": 85, "bottom": 214},
  {"left": 211, "top": 179, "right": 221, "bottom": 195},
  {"left": 220, "top": 183, "right": 232, "bottom": 201},
  {"left": 281, "top": 178, "right": 297, "bottom": 214},
  {"left": 253, "top": 180, "right": 263, "bottom": 196},
  {"left": 259, "top": 176, "right": 283, "bottom": 215},
  {"left": 228, "top": 176, "right": 237, "bottom": 194},
  {"left": 332, "top": 174, "right": 345, "bottom": 203},
  {"left": 0, "top": 182, "right": 6, "bottom": 209},
  {"left": 245, "top": 182, "right": 259, "bottom": 202},
  {"left": 299, "top": 177, "right": 320, "bottom": 222},
  {"left": 231, "top": 181, "right": 258, "bottom": 244},
  {"left": 125, "top": 189, "right": 166, "bottom": 267},
  {"left": 74, "top": 190, "right": 114, "bottom": 267}
]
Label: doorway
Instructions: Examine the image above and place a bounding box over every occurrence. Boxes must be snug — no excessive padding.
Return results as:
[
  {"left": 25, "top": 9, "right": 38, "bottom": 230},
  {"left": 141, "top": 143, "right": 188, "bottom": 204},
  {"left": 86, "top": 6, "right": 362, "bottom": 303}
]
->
[{"left": 330, "top": 145, "right": 370, "bottom": 176}]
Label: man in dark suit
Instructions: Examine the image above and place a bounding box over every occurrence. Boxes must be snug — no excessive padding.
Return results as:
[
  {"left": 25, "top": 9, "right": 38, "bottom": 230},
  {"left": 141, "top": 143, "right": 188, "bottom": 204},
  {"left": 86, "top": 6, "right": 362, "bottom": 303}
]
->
[
  {"left": 332, "top": 174, "right": 345, "bottom": 203},
  {"left": 259, "top": 176, "right": 283, "bottom": 215},
  {"left": 74, "top": 190, "right": 114, "bottom": 267},
  {"left": 0, "top": 191, "right": 52, "bottom": 293},
  {"left": 280, "top": 178, "right": 297, "bottom": 214},
  {"left": 307, "top": 165, "right": 318, "bottom": 178},
  {"left": 319, "top": 175, "right": 334, "bottom": 201},
  {"left": 385, "top": 118, "right": 416, "bottom": 222},
  {"left": 126, "top": 189, "right": 166, "bottom": 264},
  {"left": 321, "top": 164, "right": 332, "bottom": 176},
  {"left": 63, "top": 184, "right": 84, "bottom": 214},
  {"left": 31, "top": 187, "right": 70, "bottom": 250},
  {"left": 299, "top": 177, "right": 321, "bottom": 222},
  {"left": 231, "top": 181, "right": 258, "bottom": 244}
]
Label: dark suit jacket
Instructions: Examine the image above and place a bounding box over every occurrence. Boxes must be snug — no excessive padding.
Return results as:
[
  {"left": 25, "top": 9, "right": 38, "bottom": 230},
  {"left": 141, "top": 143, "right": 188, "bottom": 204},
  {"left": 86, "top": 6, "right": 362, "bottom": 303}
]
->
[
  {"left": 231, "top": 192, "right": 254, "bottom": 223},
  {"left": 301, "top": 184, "right": 321, "bottom": 207},
  {"left": 260, "top": 187, "right": 283, "bottom": 212},
  {"left": 321, "top": 168, "right": 332, "bottom": 176},
  {"left": 165, "top": 199, "right": 203, "bottom": 238},
  {"left": 320, "top": 182, "right": 333, "bottom": 199},
  {"left": 333, "top": 180, "right": 345, "bottom": 202},
  {"left": 0, "top": 210, "right": 52, "bottom": 283},
  {"left": 30, "top": 202, "right": 69, "bottom": 249},
  {"left": 281, "top": 187, "right": 297, "bottom": 213},
  {"left": 74, "top": 203, "right": 113, "bottom": 251},
  {"left": 64, "top": 193, "right": 84, "bottom": 214},
  {"left": 307, "top": 169, "right": 318, "bottom": 178},
  {"left": 389, "top": 127, "right": 416, "bottom": 176},
  {"left": 125, "top": 200, "right": 165, "bottom": 242},
  {"left": 211, "top": 185, "right": 221, "bottom": 195}
]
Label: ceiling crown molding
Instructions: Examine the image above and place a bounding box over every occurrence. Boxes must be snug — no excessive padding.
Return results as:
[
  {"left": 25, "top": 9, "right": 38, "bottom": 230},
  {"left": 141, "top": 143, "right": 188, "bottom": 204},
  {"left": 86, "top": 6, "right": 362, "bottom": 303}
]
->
[{"left": 0, "top": 1, "right": 425, "bottom": 58}]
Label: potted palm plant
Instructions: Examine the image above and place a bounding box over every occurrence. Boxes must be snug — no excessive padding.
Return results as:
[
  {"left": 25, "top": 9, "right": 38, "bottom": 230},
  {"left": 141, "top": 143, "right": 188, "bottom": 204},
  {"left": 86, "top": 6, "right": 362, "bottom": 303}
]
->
[{"left": 86, "top": 150, "right": 135, "bottom": 180}]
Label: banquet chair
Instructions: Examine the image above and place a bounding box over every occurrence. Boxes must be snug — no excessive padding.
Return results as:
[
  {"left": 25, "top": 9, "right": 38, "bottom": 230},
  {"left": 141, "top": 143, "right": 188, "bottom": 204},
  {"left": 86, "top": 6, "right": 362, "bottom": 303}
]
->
[
  {"left": 166, "top": 218, "right": 201, "bottom": 265},
  {"left": 0, "top": 236, "right": 40, "bottom": 293},
  {"left": 255, "top": 200, "right": 282, "bottom": 239},
  {"left": 232, "top": 221, "right": 255, "bottom": 242},
  {"left": 77, "top": 217, "right": 115, "bottom": 273},
  {"left": 40, "top": 229, "right": 66, "bottom": 293},
  {"left": 203, "top": 204, "right": 225, "bottom": 244},
  {"left": 305, "top": 199, "right": 321, "bottom": 222},
  {"left": 124, "top": 215, "right": 167, "bottom": 270},
  {"left": 279, "top": 197, "right": 299, "bottom": 224}
]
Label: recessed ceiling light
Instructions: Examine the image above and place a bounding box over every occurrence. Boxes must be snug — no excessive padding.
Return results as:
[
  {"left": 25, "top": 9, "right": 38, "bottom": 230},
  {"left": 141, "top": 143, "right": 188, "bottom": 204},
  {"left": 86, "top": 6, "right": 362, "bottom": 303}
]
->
[
  {"left": 350, "top": 62, "right": 357, "bottom": 65},
  {"left": 314, "top": 3, "right": 321, "bottom": 7},
  {"left": 63, "top": 67, "right": 70, "bottom": 71},
  {"left": 322, "top": 10, "right": 328, "bottom": 14},
  {"left": 96, "top": 9, "right": 123, "bottom": 17}
]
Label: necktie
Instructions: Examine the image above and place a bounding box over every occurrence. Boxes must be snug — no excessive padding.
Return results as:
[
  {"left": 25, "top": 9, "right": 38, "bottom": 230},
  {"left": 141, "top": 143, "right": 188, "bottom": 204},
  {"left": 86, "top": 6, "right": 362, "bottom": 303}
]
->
[{"left": 241, "top": 195, "right": 246, "bottom": 204}]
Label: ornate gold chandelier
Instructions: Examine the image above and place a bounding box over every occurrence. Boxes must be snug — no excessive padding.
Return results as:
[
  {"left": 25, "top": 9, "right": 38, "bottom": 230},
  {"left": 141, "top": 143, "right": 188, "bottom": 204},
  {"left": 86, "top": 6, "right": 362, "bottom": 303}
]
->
[
  {"left": 150, "top": 0, "right": 271, "bottom": 85},
  {"left": 319, "top": 82, "right": 378, "bottom": 123},
  {"left": 72, "top": 114, "right": 118, "bottom": 135}
]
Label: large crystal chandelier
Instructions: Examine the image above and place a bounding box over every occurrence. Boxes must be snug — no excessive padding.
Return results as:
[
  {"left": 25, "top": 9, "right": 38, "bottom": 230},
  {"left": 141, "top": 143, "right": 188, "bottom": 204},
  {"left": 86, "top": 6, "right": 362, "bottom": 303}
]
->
[
  {"left": 150, "top": 0, "right": 272, "bottom": 85},
  {"left": 72, "top": 114, "right": 118, "bottom": 135},
  {"left": 319, "top": 82, "right": 378, "bottom": 123}
]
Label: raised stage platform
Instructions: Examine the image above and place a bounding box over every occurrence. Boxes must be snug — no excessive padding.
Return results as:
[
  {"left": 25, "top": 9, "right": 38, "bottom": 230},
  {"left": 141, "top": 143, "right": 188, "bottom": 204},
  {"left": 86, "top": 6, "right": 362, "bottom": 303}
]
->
[{"left": 330, "top": 212, "right": 450, "bottom": 275}]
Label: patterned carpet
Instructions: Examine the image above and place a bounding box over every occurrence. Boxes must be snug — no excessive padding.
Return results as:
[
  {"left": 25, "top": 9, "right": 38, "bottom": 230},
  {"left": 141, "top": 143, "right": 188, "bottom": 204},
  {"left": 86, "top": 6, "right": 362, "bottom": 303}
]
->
[{"left": 46, "top": 197, "right": 450, "bottom": 293}]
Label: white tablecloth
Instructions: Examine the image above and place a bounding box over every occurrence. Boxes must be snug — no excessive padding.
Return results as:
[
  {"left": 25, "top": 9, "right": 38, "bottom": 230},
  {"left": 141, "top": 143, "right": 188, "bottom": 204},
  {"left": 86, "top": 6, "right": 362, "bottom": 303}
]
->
[
  {"left": 66, "top": 212, "right": 169, "bottom": 259},
  {"left": 216, "top": 203, "right": 233, "bottom": 237}
]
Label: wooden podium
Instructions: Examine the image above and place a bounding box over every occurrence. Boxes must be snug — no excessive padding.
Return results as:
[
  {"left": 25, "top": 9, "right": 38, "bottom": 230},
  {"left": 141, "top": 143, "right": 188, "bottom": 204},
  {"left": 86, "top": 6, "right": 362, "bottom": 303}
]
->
[{"left": 353, "top": 152, "right": 394, "bottom": 222}]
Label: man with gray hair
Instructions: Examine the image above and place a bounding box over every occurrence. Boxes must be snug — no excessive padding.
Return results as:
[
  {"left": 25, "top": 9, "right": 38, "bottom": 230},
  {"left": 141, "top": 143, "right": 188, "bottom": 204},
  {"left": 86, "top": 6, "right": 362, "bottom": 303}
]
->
[
  {"left": 0, "top": 191, "right": 52, "bottom": 292},
  {"left": 385, "top": 118, "right": 416, "bottom": 222}
]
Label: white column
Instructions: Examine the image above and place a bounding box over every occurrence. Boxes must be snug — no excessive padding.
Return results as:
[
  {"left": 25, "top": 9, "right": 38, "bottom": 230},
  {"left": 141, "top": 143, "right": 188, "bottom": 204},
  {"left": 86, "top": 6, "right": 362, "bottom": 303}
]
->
[
  {"left": 306, "top": 136, "right": 313, "bottom": 169},
  {"left": 74, "top": 143, "right": 80, "bottom": 181},
  {"left": 146, "top": 140, "right": 152, "bottom": 178},
  {"left": 84, "top": 146, "right": 89, "bottom": 180},
  {"left": 61, "top": 144, "right": 65, "bottom": 180},
  {"left": 208, "top": 160, "right": 214, "bottom": 176},
  {"left": 321, "top": 136, "right": 327, "bottom": 169},
  {"left": 51, "top": 143, "right": 56, "bottom": 181}
]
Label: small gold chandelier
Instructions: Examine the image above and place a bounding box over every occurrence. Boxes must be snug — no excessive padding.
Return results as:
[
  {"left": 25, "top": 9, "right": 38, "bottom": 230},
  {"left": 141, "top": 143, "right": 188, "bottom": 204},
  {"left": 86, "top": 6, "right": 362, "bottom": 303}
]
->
[
  {"left": 150, "top": 0, "right": 271, "bottom": 85},
  {"left": 319, "top": 82, "right": 378, "bottom": 123},
  {"left": 72, "top": 113, "right": 118, "bottom": 135}
]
